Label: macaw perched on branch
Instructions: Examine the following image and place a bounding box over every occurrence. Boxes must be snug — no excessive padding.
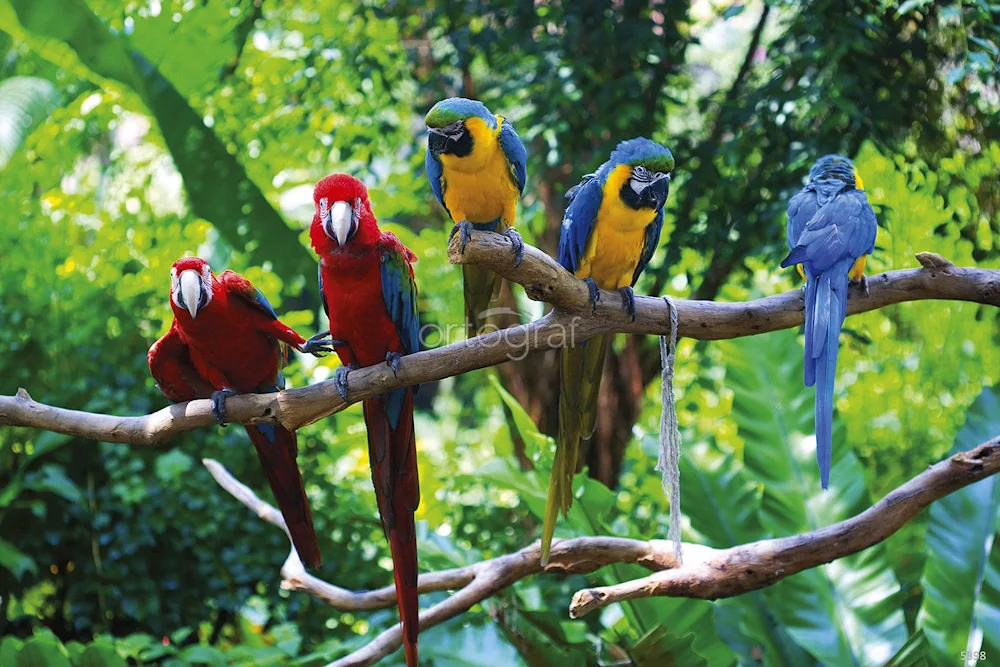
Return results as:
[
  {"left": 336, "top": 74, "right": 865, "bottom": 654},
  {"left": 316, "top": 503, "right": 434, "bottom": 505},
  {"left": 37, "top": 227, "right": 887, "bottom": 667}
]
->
[
  {"left": 780, "top": 154, "right": 877, "bottom": 489},
  {"left": 544, "top": 138, "right": 674, "bottom": 565},
  {"left": 147, "top": 257, "right": 332, "bottom": 569},
  {"left": 424, "top": 97, "right": 528, "bottom": 335},
  {"left": 309, "top": 174, "right": 422, "bottom": 667}
]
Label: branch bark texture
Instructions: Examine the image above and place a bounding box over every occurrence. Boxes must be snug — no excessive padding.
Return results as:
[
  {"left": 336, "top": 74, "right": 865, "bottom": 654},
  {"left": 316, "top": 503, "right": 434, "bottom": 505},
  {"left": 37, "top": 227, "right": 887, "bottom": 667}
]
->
[
  {"left": 203, "top": 435, "right": 1000, "bottom": 667},
  {"left": 1, "top": 234, "right": 996, "bottom": 446}
]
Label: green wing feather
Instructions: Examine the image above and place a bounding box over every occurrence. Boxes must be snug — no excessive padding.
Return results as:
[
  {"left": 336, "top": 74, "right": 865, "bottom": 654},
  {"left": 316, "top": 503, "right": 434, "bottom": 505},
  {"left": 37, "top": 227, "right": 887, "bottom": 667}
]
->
[{"left": 541, "top": 334, "right": 608, "bottom": 564}]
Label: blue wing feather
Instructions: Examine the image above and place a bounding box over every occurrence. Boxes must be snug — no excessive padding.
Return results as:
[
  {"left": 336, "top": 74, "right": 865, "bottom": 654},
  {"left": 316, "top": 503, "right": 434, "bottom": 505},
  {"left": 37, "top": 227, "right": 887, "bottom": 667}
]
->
[
  {"left": 631, "top": 207, "right": 664, "bottom": 286},
  {"left": 786, "top": 186, "right": 819, "bottom": 250},
  {"left": 252, "top": 288, "right": 279, "bottom": 320},
  {"left": 317, "top": 263, "right": 329, "bottom": 318},
  {"left": 379, "top": 241, "right": 420, "bottom": 428},
  {"left": 557, "top": 176, "right": 603, "bottom": 274},
  {"left": 780, "top": 190, "right": 876, "bottom": 272},
  {"left": 425, "top": 149, "right": 448, "bottom": 215},
  {"left": 380, "top": 248, "right": 420, "bottom": 358},
  {"left": 221, "top": 271, "right": 279, "bottom": 320},
  {"left": 498, "top": 118, "right": 527, "bottom": 194}
]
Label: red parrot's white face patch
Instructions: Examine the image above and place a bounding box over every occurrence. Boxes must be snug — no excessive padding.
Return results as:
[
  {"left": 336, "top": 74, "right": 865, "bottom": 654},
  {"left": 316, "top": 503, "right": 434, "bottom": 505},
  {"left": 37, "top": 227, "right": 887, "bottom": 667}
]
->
[
  {"left": 170, "top": 262, "right": 213, "bottom": 318},
  {"left": 318, "top": 196, "right": 360, "bottom": 247}
]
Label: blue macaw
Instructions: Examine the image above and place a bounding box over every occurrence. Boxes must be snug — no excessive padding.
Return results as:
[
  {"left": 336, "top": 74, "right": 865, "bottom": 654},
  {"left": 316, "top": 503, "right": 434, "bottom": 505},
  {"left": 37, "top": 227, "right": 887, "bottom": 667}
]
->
[
  {"left": 543, "top": 138, "right": 673, "bottom": 564},
  {"left": 424, "top": 97, "right": 528, "bottom": 334},
  {"left": 781, "top": 154, "right": 877, "bottom": 489}
]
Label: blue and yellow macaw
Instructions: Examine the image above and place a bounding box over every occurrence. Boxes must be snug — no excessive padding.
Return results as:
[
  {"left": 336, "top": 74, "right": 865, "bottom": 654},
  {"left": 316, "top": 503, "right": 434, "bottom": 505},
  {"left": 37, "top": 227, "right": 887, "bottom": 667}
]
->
[
  {"left": 780, "top": 154, "right": 876, "bottom": 489},
  {"left": 424, "top": 97, "right": 528, "bottom": 335},
  {"left": 543, "top": 138, "right": 673, "bottom": 564}
]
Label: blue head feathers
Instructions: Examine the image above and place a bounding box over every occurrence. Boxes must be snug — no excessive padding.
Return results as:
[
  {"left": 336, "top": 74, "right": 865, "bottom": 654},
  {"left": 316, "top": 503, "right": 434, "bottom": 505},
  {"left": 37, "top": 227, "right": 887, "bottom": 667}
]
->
[
  {"left": 425, "top": 98, "right": 497, "bottom": 129},
  {"left": 808, "top": 154, "right": 857, "bottom": 186},
  {"left": 599, "top": 137, "right": 674, "bottom": 180}
]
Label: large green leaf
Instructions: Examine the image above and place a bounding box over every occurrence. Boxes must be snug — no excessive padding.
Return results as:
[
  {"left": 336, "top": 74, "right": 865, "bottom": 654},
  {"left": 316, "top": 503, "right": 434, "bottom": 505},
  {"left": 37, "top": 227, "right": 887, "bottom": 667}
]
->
[
  {"left": 491, "top": 602, "right": 598, "bottom": 667},
  {"left": 884, "top": 630, "right": 930, "bottom": 667},
  {"left": 76, "top": 642, "right": 128, "bottom": 667},
  {"left": 0, "top": 76, "right": 59, "bottom": 169},
  {"left": 916, "top": 388, "right": 1000, "bottom": 663},
  {"left": 722, "top": 329, "right": 908, "bottom": 666},
  {"left": 0, "top": 535, "right": 37, "bottom": 579},
  {"left": 1, "top": 0, "right": 313, "bottom": 284},
  {"left": 417, "top": 617, "right": 524, "bottom": 667},
  {"left": 16, "top": 635, "right": 71, "bottom": 667},
  {"left": 22, "top": 463, "right": 83, "bottom": 503},
  {"left": 678, "top": 442, "right": 813, "bottom": 666}
]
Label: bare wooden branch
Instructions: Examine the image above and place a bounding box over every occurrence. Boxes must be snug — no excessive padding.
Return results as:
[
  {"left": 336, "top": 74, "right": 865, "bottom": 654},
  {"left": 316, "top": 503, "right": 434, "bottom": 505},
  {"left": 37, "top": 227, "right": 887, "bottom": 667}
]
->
[
  {"left": 204, "top": 436, "right": 1000, "bottom": 667},
  {"left": 2, "top": 234, "right": 996, "bottom": 446}
]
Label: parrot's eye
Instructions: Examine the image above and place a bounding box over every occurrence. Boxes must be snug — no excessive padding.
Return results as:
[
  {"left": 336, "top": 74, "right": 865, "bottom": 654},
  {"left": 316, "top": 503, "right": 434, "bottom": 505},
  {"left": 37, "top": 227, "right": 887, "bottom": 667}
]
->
[
  {"left": 633, "top": 166, "right": 649, "bottom": 181},
  {"left": 442, "top": 121, "right": 464, "bottom": 137}
]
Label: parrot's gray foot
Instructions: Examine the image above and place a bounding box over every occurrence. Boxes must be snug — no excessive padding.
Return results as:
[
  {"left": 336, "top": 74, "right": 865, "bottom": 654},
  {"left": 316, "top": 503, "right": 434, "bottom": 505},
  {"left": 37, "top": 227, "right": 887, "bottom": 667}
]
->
[
  {"left": 502, "top": 228, "right": 525, "bottom": 268},
  {"left": 584, "top": 278, "right": 600, "bottom": 314},
  {"left": 385, "top": 351, "right": 403, "bottom": 377},
  {"left": 618, "top": 286, "right": 636, "bottom": 322},
  {"left": 334, "top": 364, "right": 357, "bottom": 402},
  {"left": 449, "top": 220, "right": 474, "bottom": 253},
  {"left": 211, "top": 388, "right": 239, "bottom": 426},
  {"left": 301, "top": 331, "right": 338, "bottom": 357},
  {"left": 852, "top": 274, "right": 870, "bottom": 296}
]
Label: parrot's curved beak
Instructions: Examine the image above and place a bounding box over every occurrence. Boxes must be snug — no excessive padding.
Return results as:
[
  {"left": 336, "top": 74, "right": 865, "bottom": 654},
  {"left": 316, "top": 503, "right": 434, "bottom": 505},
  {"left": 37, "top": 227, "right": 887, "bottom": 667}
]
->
[
  {"left": 649, "top": 173, "right": 671, "bottom": 208},
  {"left": 178, "top": 269, "right": 204, "bottom": 319},
  {"left": 427, "top": 127, "right": 448, "bottom": 155},
  {"left": 324, "top": 199, "right": 357, "bottom": 247}
]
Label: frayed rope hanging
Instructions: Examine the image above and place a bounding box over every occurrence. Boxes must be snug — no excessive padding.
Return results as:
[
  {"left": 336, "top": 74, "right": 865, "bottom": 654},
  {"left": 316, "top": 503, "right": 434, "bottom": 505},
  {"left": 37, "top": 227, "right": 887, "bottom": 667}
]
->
[{"left": 655, "top": 295, "right": 683, "bottom": 563}]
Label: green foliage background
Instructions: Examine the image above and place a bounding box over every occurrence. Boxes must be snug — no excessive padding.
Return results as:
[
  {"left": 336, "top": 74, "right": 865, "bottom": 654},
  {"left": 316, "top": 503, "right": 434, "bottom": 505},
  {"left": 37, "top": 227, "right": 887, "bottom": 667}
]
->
[{"left": 0, "top": 0, "right": 998, "bottom": 665}]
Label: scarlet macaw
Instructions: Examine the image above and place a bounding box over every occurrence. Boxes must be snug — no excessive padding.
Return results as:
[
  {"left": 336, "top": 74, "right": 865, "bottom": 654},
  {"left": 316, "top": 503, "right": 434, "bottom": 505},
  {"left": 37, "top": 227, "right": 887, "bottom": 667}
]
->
[
  {"left": 425, "top": 97, "right": 528, "bottom": 334},
  {"left": 781, "top": 154, "right": 876, "bottom": 489},
  {"left": 309, "top": 174, "right": 421, "bottom": 667},
  {"left": 544, "top": 138, "right": 673, "bottom": 564},
  {"left": 147, "top": 257, "right": 332, "bottom": 569}
]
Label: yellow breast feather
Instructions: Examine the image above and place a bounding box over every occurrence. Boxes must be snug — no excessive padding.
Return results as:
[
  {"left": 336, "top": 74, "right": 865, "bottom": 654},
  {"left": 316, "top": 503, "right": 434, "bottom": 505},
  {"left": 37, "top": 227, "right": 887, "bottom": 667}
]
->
[
  {"left": 440, "top": 116, "right": 520, "bottom": 226},
  {"left": 576, "top": 165, "right": 656, "bottom": 290}
]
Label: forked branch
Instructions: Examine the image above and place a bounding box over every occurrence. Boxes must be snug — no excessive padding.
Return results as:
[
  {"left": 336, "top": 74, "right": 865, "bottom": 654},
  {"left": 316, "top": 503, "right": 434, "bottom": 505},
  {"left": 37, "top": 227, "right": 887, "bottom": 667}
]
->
[{"left": 204, "top": 435, "right": 1000, "bottom": 667}]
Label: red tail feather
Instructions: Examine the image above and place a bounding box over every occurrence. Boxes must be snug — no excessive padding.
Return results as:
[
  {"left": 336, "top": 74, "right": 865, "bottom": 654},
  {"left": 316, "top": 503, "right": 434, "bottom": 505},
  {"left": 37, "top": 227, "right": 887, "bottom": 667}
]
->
[
  {"left": 363, "top": 391, "right": 420, "bottom": 667},
  {"left": 245, "top": 425, "right": 322, "bottom": 569}
]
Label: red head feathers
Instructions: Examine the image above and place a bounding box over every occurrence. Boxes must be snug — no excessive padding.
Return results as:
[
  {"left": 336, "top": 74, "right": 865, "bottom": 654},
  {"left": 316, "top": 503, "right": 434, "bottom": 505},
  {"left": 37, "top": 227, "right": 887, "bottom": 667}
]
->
[{"left": 309, "top": 173, "right": 380, "bottom": 256}]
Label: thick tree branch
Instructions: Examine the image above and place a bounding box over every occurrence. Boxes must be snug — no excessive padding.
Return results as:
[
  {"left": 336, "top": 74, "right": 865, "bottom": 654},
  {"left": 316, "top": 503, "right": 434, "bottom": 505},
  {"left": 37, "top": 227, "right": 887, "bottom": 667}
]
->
[
  {"left": 1, "top": 234, "right": 997, "bottom": 445},
  {"left": 204, "top": 434, "right": 1000, "bottom": 667}
]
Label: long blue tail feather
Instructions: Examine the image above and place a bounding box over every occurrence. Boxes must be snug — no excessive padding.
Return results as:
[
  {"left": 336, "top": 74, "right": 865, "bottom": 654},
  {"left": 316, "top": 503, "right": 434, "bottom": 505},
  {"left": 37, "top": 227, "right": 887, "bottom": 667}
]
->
[{"left": 805, "top": 262, "right": 852, "bottom": 489}]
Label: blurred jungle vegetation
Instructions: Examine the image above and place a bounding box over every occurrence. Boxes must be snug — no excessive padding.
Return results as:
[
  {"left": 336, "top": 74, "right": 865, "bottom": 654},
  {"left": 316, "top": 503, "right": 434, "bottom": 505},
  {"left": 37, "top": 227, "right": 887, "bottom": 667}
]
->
[{"left": 0, "top": 0, "right": 999, "bottom": 664}]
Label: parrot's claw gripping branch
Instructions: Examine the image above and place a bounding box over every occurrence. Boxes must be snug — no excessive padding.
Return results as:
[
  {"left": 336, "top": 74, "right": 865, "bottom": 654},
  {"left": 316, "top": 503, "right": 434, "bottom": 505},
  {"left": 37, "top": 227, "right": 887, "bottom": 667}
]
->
[
  {"left": 449, "top": 220, "right": 475, "bottom": 253},
  {"left": 211, "top": 388, "right": 239, "bottom": 426},
  {"left": 502, "top": 228, "right": 525, "bottom": 268},
  {"left": 334, "top": 364, "right": 356, "bottom": 403},
  {"left": 203, "top": 435, "right": 1000, "bottom": 667},
  {"left": 854, "top": 273, "right": 871, "bottom": 297},
  {"left": 584, "top": 277, "right": 600, "bottom": 313},
  {"left": 619, "top": 286, "right": 636, "bottom": 322},
  {"left": 385, "top": 352, "right": 403, "bottom": 378}
]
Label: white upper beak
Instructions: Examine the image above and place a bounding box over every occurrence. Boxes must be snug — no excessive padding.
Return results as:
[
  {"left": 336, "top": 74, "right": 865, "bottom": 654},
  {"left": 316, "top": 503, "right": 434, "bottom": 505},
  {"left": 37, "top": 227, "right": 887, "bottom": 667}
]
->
[
  {"left": 328, "top": 200, "right": 353, "bottom": 246},
  {"left": 179, "top": 269, "right": 202, "bottom": 319}
]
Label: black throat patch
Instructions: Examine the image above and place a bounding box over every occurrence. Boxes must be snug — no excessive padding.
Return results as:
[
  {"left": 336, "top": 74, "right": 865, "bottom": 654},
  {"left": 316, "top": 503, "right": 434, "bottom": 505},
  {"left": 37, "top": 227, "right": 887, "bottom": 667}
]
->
[{"left": 619, "top": 180, "right": 648, "bottom": 210}]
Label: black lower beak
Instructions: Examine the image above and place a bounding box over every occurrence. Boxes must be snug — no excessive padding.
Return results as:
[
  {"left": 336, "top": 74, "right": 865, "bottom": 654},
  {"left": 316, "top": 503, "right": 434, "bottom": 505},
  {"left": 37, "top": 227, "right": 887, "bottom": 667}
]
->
[
  {"left": 428, "top": 130, "right": 448, "bottom": 155},
  {"left": 650, "top": 177, "right": 671, "bottom": 208}
]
